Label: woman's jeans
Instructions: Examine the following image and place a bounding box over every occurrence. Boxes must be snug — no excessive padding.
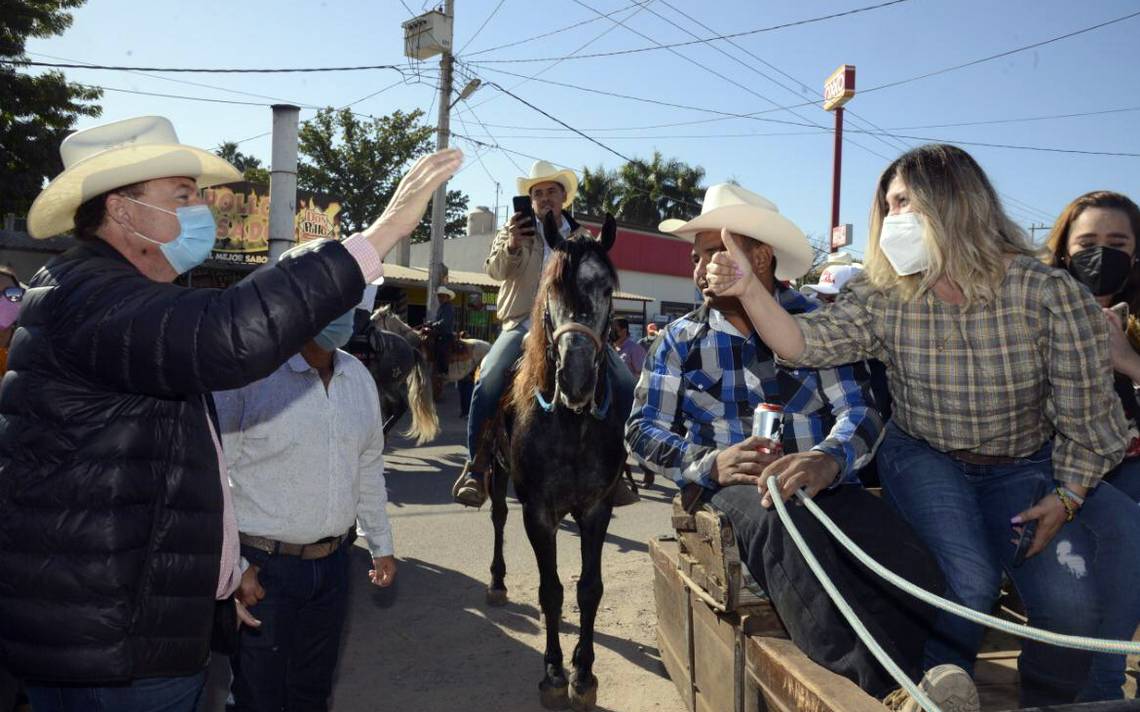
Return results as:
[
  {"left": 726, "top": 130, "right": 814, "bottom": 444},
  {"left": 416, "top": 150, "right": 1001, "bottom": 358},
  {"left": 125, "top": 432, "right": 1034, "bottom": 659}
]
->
[
  {"left": 1106, "top": 456, "right": 1140, "bottom": 503},
  {"left": 877, "top": 422, "right": 1140, "bottom": 705},
  {"left": 465, "top": 326, "right": 634, "bottom": 469}
]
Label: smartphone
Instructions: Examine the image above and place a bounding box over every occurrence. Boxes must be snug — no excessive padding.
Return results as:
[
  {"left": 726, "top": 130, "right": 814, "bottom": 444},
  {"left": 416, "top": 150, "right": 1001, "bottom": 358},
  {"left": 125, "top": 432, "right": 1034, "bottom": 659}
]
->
[
  {"left": 511, "top": 195, "right": 535, "bottom": 235},
  {"left": 1011, "top": 479, "right": 1049, "bottom": 567}
]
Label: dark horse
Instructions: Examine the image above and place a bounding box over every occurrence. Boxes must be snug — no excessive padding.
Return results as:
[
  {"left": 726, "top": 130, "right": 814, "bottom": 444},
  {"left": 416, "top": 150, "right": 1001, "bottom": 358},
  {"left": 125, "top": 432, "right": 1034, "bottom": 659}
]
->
[
  {"left": 479, "top": 213, "right": 626, "bottom": 711},
  {"left": 366, "top": 326, "right": 439, "bottom": 445}
]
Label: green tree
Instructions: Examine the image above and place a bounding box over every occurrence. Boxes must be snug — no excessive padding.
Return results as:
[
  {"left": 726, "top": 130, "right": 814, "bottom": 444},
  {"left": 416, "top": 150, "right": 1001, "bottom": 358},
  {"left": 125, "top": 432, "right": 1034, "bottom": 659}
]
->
[
  {"left": 615, "top": 151, "right": 705, "bottom": 227},
  {"left": 297, "top": 107, "right": 468, "bottom": 241},
  {"left": 1, "top": 0, "right": 102, "bottom": 217},
  {"left": 215, "top": 141, "right": 269, "bottom": 185},
  {"left": 573, "top": 164, "right": 620, "bottom": 218}
]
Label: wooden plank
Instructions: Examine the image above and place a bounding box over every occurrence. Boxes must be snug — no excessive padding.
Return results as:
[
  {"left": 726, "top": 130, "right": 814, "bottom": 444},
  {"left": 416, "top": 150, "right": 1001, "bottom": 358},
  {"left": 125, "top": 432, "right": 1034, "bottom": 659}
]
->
[
  {"left": 650, "top": 538, "right": 694, "bottom": 712},
  {"left": 691, "top": 589, "right": 743, "bottom": 712},
  {"left": 745, "top": 636, "right": 887, "bottom": 712},
  {"left": 739, "top": 605, "right": 789, "bottom": 639},
  {"left": 672, "top": 494, "right": 696, "bottom": 531}
]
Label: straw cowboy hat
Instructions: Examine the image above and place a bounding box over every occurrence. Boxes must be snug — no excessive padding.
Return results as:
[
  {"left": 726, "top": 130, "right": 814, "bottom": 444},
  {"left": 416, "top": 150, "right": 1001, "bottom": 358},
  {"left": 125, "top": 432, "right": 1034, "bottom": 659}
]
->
[
  {"left": 516, "top": 160, "right": 578, "bottom": 209},
  {"left": 436, "top": 285, "right": 456, "bottom": 299},
  {"left": 27, "top": 115, "right": 243, "bottom": 239},
  {"left": 659, "top": 183, "right": 813, "bottom": 281}
]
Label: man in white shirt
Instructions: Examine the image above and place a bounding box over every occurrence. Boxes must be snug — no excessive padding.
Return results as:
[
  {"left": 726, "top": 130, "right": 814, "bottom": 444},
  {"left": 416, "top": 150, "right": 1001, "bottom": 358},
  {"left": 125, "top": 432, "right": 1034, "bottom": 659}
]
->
[{"left": 215, "top": 307, "right": 396, "bottom": 712}]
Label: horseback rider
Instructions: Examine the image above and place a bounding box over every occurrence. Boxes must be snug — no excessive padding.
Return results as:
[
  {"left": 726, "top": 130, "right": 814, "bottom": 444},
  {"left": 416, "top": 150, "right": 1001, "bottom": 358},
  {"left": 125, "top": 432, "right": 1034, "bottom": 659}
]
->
[
  {"left": 430, "top": 285, "right": 456, "bottom": 394},
  {"left": 452, "top": 160, "right": 639, "bottom": 508}
]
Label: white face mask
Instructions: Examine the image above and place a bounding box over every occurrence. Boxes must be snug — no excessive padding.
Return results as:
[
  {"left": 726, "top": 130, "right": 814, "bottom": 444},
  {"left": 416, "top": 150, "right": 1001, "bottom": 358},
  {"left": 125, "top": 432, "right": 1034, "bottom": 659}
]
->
[{"left": 878, "top": 212, "right": 930, "bottom": 276}]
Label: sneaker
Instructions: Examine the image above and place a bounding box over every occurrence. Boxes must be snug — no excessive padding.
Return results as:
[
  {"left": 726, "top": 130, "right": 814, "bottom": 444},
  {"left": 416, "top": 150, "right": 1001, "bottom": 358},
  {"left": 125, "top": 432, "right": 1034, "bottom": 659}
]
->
[
  {"left": 611, "top": 478, "right": 640, "bottom": 507},
  {"left": 882, "top": 664, "right": 979, "bottom": 712},
  {"left": 452, "top": 463, "right": 487, "bottom": 508}
]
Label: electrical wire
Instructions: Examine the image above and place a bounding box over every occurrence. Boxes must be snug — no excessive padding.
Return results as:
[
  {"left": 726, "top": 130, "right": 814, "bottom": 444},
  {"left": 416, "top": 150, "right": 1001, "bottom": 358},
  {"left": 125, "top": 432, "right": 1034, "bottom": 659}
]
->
[
  {"left": 456, "top": 0, "right": 507, "bottom": 56},
  {"left": 464, "top": 0, "right": 910, "bottom": 63},
  {"left": 463, "top": 0, "right": 648, "bottom": 57},
  {"left": 5, "top": 60, "right": 430, "bottom": 74}
]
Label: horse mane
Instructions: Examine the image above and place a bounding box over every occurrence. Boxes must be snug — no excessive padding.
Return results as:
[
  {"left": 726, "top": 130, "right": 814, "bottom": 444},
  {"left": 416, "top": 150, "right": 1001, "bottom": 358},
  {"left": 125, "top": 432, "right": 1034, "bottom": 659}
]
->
[{"left": 509, "top": 234, "right": 619, "bottom": 415}]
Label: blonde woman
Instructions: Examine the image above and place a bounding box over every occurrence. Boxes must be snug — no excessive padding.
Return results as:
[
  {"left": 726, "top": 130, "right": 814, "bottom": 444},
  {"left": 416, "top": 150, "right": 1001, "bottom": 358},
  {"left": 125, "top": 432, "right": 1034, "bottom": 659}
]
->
[{"left": 705, "top": 144, "right": 1140, "bottom": 705}]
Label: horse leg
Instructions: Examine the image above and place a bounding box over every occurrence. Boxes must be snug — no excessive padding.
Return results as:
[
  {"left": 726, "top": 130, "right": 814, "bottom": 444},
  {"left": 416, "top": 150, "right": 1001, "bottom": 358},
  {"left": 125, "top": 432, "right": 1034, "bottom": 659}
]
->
[
  {"left": 523, "top": 507, "right": 568, "bottom": 710},
  {"left": 568, "top": 503, "right": 612, "bottom": 712},
  {"left": 486, "top": 461, "right": 510, "bottom": 606},
  {"left": 382, "top": 392, "right": 408, "bottom": 439}
]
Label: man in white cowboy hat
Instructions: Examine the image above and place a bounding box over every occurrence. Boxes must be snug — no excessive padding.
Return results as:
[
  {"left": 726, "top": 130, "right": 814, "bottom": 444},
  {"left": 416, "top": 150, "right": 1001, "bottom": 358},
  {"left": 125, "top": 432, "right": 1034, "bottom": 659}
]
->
[
  {"left": 431, "top": 284, "right": 457, "bottom": 390},
  {"left": 626, "top": 183, "right": 951, "bottom": 703},
  {"left": 452, "top": 160, "right": 638, "bottom": 508},
  {"left": 0, "top": 115, "right": 460, "bottom": 709}
]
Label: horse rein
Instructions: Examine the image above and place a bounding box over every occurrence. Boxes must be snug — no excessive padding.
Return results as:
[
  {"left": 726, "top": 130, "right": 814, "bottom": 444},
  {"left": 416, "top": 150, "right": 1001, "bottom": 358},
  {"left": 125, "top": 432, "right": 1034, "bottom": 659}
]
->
[{"left": 540, "top": 300, "right": 613, "bottom": 417}]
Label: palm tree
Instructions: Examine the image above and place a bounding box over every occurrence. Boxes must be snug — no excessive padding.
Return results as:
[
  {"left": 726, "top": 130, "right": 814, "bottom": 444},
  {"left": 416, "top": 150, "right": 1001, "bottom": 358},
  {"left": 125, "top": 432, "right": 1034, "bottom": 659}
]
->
[
  {"left": 616, "top": 152, "right": 705, "bottom": 227},
  {"left": 215, "top": 142, "right": 270, "bottom": 185},
  {"left": 574, "top": 164, "right": 621, "bottom": 218}
]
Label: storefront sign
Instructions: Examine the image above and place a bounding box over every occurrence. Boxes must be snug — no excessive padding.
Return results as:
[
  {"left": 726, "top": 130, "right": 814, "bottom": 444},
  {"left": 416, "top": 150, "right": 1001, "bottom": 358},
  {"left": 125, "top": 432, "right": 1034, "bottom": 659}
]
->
[{"left": 202, "top": 182, "right": 342, "bottom": 266}]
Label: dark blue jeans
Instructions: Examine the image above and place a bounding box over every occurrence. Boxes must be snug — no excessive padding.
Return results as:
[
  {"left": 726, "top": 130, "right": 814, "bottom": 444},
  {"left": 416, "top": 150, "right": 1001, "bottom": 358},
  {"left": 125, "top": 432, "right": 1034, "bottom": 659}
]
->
[
  {"left": 877, "top": 422, "right": 1140, "bottom": 705},
  {"left": 1106, "top": 456, "right": 1140, "bottom": 502},
  {"left": 229, "top": 544, "right": 351, "bottom": 712},
  {"left": 465, "top": 326, "right": 635, "bottom": 470},
  {"left": 26, "top": 671, "right": 205, "bottom": 712}
]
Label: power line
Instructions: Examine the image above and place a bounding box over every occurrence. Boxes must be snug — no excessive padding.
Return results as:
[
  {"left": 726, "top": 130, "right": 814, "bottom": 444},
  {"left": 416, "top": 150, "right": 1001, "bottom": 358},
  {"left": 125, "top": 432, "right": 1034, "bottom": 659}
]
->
[
  {"left": 4, "top": 60, "right": 427, "bottom": 74},
  {"left": 456, "top": 0, "right": 655, "bottom": 117},
  {"left": 861, "top": 9, "right": 1140, "bottom": 94},
  {"left": 456, "top": 0, "right": 507, "bottom": 55},
  {"left": 463, "top": 0, "right": 648, "bottom": 57},
  {"left": 75, "top": 83, "right": 308, "bottom": 108},
  {"left": 882, "top": 106, "right": 1140, "bottom": 131},
  {"left": 464, "top": 0, "right": 910, "bottom": 63}
]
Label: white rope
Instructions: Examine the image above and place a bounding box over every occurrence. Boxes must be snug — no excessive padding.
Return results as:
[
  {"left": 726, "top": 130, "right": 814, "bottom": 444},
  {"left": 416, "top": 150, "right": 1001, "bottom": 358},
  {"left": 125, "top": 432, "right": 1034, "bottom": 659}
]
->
[
  {"left": 782, "top": 479, "right": 1140, "bottom": 656},
  {"left": 765, "top": 477, "right": 938, "bottom": 711}
]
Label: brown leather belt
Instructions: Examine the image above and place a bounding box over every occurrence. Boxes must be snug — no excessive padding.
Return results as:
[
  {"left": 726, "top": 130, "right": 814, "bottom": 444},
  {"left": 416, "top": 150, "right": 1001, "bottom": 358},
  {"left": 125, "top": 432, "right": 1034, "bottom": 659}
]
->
[
  {"left": 946, "top": 450, "right": 1019, "bottom": 466},
  {"left": 239, "top": 530, "right": 355, "bottom": 560}
]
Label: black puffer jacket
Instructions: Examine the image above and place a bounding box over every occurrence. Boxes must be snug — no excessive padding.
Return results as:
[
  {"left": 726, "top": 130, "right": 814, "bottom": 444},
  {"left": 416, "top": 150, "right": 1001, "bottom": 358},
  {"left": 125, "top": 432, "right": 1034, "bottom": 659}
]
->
[{"left": 0, "top": 238, "right": 364, "bottom": 683}]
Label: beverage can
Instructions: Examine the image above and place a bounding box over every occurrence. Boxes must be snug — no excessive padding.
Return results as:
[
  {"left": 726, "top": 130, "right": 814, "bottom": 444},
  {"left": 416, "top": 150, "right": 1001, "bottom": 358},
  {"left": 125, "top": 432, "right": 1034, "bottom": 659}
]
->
[{"left": 753, "top": 403, "right": 784, "bottom": 455}]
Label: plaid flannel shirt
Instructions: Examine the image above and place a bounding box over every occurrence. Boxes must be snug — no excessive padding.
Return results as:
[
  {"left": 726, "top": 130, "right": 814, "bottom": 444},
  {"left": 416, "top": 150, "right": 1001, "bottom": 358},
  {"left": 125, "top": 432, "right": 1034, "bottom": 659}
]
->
[
  {"left": 625, "top": 288, "right": 884, "bottom": 490},
  {"left": 787, "top": 255, "right": 1127, "bottom": 488}
]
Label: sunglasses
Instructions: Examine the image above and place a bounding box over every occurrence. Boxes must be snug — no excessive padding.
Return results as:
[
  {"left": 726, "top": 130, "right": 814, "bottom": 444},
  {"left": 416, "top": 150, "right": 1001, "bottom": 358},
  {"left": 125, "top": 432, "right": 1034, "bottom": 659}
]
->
[{"left": 3, "top": 286, "right": 25, "bottom": 303}]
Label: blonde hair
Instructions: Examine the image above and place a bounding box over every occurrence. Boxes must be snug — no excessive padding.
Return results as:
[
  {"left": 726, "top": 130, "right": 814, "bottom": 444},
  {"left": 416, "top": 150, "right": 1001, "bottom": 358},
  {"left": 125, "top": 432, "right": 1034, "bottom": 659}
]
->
[{"left": 864, "top": 144, "right": 1035, "bottom": 306}]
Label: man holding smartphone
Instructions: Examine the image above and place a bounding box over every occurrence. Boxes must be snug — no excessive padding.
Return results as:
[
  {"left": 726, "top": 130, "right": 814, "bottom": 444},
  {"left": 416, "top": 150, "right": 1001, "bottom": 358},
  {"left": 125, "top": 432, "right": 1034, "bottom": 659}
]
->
[{"left": 452, "top": 160, "right": 638, "bottom": 507}]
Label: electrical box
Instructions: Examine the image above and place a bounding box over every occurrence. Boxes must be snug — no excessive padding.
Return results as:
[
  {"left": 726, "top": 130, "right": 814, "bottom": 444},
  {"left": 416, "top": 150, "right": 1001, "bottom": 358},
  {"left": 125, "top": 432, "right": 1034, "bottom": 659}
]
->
[{"left": 402, "top": 10, "right": 453, "bottom": 60}]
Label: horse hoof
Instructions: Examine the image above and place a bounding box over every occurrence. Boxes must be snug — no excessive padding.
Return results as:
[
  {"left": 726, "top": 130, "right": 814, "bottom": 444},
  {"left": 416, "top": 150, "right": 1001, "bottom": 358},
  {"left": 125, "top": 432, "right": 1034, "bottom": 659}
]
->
[
  {"left": 485, "top": 587, "right": 509, "bottom": 606},
  {"left": 568, "top": 672, "right": 598, "bottom": 712},
  {"left": 539, "top": 677, "right": 570, "bottom": 710}
]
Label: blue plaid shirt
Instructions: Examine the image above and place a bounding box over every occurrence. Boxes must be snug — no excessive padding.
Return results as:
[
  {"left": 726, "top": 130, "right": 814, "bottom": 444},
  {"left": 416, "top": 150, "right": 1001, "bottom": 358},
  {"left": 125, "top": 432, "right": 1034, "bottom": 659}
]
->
[{"left": 625, "top": 288, "right": 883, "bottom": 490}]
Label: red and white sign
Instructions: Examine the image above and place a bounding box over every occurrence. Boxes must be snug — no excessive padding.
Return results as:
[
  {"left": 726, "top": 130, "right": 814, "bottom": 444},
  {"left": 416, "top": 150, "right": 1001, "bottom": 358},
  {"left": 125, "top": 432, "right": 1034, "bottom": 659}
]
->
[
  {"left": 830, "top": 224, "right": 853, "bottom": 252},
  {"left": 823, "top": 64, "right": 856, "bottom": 111}
]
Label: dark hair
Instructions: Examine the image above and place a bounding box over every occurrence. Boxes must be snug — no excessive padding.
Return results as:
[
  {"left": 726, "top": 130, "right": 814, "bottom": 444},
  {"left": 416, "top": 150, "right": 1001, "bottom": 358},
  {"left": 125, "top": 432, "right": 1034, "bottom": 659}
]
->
[
  {"left": 613, "top": 316, "right": 630, "bottom": 332},
  {"left": 1046, "top": 190, "right": 1140, "bottom": 311},
  {"left": 72, "top": 182, "right": 146, "bottom": 241},
  {"left": 0, "top": 266, "right": 18, "bottom": 288}
]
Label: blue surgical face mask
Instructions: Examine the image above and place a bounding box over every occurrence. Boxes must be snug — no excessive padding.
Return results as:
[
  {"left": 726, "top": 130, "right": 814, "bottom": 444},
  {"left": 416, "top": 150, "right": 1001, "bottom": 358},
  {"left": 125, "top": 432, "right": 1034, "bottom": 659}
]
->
[
  {"left": 124, "top": 197, "right": 217, "bottom": 275},
  {"left": 314, "top": 309, "right": 355, "bottom": 352}
]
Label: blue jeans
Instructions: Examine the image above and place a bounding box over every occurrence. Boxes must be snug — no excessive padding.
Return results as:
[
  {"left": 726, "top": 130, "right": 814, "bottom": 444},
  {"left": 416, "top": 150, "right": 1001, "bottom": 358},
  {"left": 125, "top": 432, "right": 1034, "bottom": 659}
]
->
[
  {"left": 465, "top": 326, "right": 635, "bottom": 470},
  {"left": 1106, "top": 456, "right": 1140, "bottom": 503},
  {"left": 229, "top": 544, "right": 351, "bottom": 712},
  {"left": 26, "top": 671, "right": 205, "bottom": 712},
  {"left": 877, "top": 423, "right": 1140, "bottom": 704}
]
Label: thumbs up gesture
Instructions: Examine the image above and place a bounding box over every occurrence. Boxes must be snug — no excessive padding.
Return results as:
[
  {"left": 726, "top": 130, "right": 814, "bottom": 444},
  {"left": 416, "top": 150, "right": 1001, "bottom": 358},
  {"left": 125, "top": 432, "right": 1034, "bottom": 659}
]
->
[{"left": 704, "top": 228, "right": 756, "bottom": 298}]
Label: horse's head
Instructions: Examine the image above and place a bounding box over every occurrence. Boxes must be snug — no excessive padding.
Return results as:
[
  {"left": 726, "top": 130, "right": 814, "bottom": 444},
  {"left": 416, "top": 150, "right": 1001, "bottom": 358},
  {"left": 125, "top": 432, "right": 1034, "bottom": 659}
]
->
[
  {"left": 371, "top": 304, "right": 422, "bottom": 348},
  {"left": 539, "top": 212, "right": 619, "bottom": 412}
]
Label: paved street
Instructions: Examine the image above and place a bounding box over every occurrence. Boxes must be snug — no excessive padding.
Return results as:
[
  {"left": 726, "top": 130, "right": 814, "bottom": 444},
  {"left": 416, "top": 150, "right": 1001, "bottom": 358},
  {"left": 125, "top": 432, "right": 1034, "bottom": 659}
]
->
[{"left": 202, "top": 389, "right": 686, "bottom": 712}]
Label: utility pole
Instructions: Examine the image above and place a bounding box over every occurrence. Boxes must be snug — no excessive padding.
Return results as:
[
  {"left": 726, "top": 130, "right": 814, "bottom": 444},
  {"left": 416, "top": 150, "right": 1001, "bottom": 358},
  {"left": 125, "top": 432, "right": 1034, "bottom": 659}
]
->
[
  {"left": 425, "top": 0, "right": 455, "bottom": 322},
  {"left": 267, "top": 104, "right": 300, "bottom": 265},
  {"left": 1027, "top": 222, "right": 1050, "bottom": 244}
]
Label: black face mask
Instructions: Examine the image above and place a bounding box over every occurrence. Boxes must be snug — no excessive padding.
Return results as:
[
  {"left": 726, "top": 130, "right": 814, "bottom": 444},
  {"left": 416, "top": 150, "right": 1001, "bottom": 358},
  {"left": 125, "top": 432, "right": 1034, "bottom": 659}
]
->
[{"left": 1068, "top": 246, "right": 1134, "bottom": 297}]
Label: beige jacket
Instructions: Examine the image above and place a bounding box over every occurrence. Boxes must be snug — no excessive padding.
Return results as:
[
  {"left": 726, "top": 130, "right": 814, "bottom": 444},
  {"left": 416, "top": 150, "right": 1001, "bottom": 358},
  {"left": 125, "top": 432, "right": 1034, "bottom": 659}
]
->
[{"left": 485, "top": 211, "right": 582, "bottom": 331}]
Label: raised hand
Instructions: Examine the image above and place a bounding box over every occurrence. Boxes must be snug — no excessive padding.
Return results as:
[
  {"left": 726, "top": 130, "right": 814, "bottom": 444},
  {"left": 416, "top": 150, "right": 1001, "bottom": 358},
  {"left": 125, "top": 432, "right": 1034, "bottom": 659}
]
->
[
  {"left": 704, "top": 228, "right": 756, "bottom": 298},
  {"left": 363, "top": 148, "right": 465, "bottom": 257}
]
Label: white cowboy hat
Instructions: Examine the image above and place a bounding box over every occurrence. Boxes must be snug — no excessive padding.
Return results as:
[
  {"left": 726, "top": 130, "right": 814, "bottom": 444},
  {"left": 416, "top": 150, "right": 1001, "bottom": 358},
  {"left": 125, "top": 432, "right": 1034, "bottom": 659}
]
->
[
  {"left": 801, "top": 263, "right": 863, "bottom": 296},
  {"left": 436, "top": 285, "right": 455, "bottom": 299},
  {"left": 659, "top": 183, "right": 813, "bottom": 281},
  {"left": 516, "top": 160, "right": 578, "bottom": 209},
  {"left": 27, "top": 116, "right": 243, "bottom": 239}
]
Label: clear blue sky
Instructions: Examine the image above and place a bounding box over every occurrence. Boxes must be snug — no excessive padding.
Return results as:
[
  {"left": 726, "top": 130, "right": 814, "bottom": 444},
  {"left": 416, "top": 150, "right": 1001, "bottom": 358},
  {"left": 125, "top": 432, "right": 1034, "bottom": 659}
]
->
[{"left": 24, "top": 0, "right": 1140, "bottom": 255}]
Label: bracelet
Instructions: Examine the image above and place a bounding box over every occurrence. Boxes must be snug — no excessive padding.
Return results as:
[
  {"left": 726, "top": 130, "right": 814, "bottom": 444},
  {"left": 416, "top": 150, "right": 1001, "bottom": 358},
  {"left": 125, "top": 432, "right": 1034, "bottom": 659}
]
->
[
  {"left": 1054, "top": 487, "right": 1077, "bottom": 523},
  {"left": 1059, "top": 485, "right": 1085, "bottom": 506}
]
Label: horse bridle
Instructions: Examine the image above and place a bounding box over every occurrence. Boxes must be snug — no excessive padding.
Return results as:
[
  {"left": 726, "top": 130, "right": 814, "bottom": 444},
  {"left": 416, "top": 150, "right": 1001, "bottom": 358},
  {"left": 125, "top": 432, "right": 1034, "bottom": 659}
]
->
[{"left": 540, "top": 299, "right": 613, "bottom": 416}]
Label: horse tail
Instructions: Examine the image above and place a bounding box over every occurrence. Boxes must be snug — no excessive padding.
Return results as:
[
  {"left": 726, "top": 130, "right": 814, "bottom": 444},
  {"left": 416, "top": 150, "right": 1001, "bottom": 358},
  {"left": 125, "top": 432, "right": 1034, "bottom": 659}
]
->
[{"left": 403, "top": 349, "right": 439, "bottom": 445}]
